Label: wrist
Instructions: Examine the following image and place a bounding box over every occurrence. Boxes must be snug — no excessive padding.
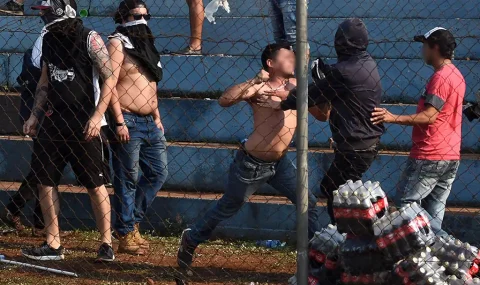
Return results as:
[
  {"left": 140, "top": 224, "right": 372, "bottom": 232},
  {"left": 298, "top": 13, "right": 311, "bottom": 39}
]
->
[{"left": 116, "top": 122, "right": 126, "bottom": 127}]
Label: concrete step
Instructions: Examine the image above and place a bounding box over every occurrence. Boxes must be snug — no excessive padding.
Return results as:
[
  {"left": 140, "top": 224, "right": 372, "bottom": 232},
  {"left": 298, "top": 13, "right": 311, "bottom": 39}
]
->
[
  {"left": 19, "top": 0, "right": 480, "bottom": 19},
  {"left": 0, "top": 138, "right": 479, "bottom": 205},
  {"left": 2, "top": 53, "right": 480, "bottom": 103},
  {"left": 0, "top": 16, "right": 479, "bottom": 60},
  {"left": 1, "top": 183, "right": 479, "bottom": 243},
  {"left": 1, "top": 95, "right": 479, "bottom": 151}
]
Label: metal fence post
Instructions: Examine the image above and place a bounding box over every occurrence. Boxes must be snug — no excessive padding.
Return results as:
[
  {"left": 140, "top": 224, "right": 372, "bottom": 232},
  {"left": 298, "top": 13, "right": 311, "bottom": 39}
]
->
[{"left": 295, "top": 0, "right": 309, "bottom": 284}]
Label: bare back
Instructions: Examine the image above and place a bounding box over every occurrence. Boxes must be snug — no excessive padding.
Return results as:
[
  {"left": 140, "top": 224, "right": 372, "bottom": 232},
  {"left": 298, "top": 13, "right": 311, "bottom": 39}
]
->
[
  {"left": 244, "top": 80, "right": 297, "bottom": 161},
  {"left": 116, "top": 47, "right": 158, "bottom": 115}
]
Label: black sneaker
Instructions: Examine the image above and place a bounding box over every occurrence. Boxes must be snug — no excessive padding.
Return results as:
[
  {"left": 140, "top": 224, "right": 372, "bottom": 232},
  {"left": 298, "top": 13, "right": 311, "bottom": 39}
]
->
[
  {"left": 21, "top": 242, "right": 65, "bottom": 261},
  {"left": 96, "top": 243, "right": 115, "bottom": 262},
  {"left": 0, "top": 0, "right": 24, "bottom": 16},
  {"left": 177, "top": 228, "right": 197, "bottom": 269}
]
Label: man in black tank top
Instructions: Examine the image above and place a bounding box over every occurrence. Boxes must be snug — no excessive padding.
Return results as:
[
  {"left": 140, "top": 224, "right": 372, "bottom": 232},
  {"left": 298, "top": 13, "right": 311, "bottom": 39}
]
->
[{"left": 21, "top": 0, "right": 116, "bottom": 263}]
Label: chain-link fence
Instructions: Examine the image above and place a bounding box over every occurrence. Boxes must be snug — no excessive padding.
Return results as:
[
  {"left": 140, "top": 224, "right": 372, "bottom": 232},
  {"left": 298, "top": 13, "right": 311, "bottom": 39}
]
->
[{"left": 0, "top": 0, "right": 479, "bottom": 284}]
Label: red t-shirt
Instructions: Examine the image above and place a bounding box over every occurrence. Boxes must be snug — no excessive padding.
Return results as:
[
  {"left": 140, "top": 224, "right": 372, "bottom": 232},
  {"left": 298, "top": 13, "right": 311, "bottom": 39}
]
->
[{"left": 410, "top": 64, "right": 465, "bottom": 160}]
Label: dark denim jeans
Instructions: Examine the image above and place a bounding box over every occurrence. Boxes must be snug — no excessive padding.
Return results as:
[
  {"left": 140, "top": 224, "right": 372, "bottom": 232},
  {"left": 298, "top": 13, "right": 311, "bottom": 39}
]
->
[
  {"left": 188, "top": 149, "right": 322, "bottom": 246},
  {"left": 269, "top": 0, "right": 297, "bottom": 47},
  {"left": 112, "top": 112, "right": 168, "bottom": 236},
  {"left": 269, "top": 0, "right": 309, "bottom": 50},
  {"left": 320, "top": 148, "right": 378, "bottom": 224},
  {"left": 396, "top": 158, "right": 460, "bottom": 236}
]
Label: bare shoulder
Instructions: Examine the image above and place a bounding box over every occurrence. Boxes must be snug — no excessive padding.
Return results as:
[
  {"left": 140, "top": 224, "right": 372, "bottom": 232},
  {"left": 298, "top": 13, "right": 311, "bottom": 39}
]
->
[{"left": 107, "top": 37, "right": 124, "bottom": 52}]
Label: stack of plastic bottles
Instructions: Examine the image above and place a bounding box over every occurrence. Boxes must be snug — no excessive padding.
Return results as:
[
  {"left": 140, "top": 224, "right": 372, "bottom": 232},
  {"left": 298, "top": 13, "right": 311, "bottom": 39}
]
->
[
  {"left": 288, "top": 180, "right": 480, "bottom": 285},
  {"left": 431, "top": 235, "right": 480, "bottom": 280},
  {"left": 334, "top": 180, "right": 392, "bottom": 284},
  {"left": 373, "top": 202, "right": 436, "bottom": 262},
  {"left": 392, "top": 247, "right": 448, "bottom": 284},
  {"left": 307, "top": 225, "right": 346, "bottom": 285},
  {"left": 333, "top": 180, "right": 388, "bottom": 236}
]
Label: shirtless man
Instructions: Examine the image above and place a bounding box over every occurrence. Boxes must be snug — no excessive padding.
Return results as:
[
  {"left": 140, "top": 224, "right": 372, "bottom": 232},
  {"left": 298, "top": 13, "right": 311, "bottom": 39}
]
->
[
  {"left": 108, "top": 0, "right": 168, "bottom": 255},
  {"left": 177, "top": 43, "right": 321, "bottom": 269}
]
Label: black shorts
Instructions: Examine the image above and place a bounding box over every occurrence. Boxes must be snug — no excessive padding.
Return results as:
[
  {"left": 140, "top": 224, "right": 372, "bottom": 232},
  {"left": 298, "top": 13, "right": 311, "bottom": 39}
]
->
[{"left": 31, "top": 131, "right": 106, "bottom": 189}]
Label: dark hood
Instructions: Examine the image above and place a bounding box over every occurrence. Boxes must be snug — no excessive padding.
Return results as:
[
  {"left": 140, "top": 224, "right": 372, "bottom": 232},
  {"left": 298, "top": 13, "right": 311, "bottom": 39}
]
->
[{"left": 334, "top": 18, "right": 369, "bottom": 59}]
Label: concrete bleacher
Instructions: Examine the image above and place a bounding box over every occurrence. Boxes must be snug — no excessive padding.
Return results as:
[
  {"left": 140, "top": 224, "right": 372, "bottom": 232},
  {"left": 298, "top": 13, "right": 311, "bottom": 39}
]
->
[{"left": 0, "top": 0, "right": 480, "bottom": 242}]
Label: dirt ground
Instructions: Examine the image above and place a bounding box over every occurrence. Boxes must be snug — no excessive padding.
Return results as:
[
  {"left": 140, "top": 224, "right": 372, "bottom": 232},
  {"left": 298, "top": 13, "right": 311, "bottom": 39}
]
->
[{"left": 0, "top": 229, "right": 295, "bottom": 285}]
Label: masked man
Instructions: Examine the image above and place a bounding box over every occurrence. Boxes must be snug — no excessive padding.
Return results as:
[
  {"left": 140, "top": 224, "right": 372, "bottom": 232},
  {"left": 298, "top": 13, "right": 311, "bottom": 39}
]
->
[
  {"left": 108, "top": 0, "right": 168, "bottom": 255},
  {"left": 21, "top": 0, "right": 115, "bottom": 262}
]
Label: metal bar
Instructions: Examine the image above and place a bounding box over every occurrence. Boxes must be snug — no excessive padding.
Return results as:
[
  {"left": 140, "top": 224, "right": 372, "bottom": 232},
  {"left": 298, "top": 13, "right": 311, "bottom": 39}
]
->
[
  {"left": 295, "top": 0, "right": 309, "bottom": 284},
  {"left": 0, "top": 255, "right": 78, "bottom": 277}
]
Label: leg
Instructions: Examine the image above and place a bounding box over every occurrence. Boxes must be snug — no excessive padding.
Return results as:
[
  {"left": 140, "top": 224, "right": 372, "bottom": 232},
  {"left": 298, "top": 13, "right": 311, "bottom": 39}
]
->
[
  {"left": 71, "top": 138, "right": 113, "bottom": 246},
  {"left": 188, "top": 150, "right": 272, "bottom": 245},
  {"left": 88, "top": 185, "right": 112, "bottom": 245},
  {"left": 38, "top": 185, "right": 61, "bottom": 248},
  {"left": 186, "top": 0, "right": 204, "bottom": 50},
  {"left": 422, "top": 161, "right": 459, "bottom": 235},
  {"left": 268, "top": 156, "right": 321, "bottom": 239},
  {"left": 278, "top": 0, "right": 297, "bottom": 49},
  {"left": 134, "top": 124, "right": 168, "bottom": 225},
  {"left": 32, "top": 186, "right": 45, "bottom": 230},
  {"left": 29, "top": 136, "right": 66, "bottom": 248},
  {"left": 320, "top": 150, "right": 377, "bottom": 223},
  {"left": 178, "top": 150, "right": 272, "bottom": 268},
  {"left": 112, "top": 139, "right": 141, "bottom": 237},
  {"left": 269, "top": 0, "right": 287, "bottom": 44}
]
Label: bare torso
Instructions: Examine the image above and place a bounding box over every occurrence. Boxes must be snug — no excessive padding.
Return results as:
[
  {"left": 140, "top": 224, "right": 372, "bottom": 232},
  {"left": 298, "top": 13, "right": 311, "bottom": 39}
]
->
[
  {"left": 117, "top": 52, "right": 158, "bottom": 115},
  {"left": 244, "top": 80, "right": 297, "bottom": 161}
]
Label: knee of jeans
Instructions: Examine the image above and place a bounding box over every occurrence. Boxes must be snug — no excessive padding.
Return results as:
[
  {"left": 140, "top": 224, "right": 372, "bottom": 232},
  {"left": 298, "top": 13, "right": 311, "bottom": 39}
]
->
[{"left": 217, "top": 193, "right": 245, "bottom": 211}]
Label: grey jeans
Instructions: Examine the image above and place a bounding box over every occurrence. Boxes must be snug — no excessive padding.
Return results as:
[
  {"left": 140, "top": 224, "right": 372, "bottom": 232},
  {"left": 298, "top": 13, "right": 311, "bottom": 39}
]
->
[{"left": 396, "top": 158, "right": 460, "bottom": 236}]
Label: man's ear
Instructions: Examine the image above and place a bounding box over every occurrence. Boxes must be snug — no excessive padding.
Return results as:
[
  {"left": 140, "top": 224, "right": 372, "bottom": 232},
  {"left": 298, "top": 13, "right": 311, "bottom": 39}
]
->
[{"left": 266, "top": 59, "right": 274, "bottom": 69}]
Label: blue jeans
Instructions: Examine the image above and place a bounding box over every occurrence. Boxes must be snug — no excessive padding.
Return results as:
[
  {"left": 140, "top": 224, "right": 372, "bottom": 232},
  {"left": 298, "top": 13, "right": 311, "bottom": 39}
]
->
[
  {"left": 269, "top": 0, "right": 297, "bottom": 48},
  {"left": 112, "top": 112, "right": 168, "bottom": 236},
  {"left": 269, "top": 0, "right": 310, "bottom": 50},
  {"left": 396, "top": 158, "right": 460, "bottom": 236},
  {"left": 188, "top": 149, "right": 322, "bottom": 246}
]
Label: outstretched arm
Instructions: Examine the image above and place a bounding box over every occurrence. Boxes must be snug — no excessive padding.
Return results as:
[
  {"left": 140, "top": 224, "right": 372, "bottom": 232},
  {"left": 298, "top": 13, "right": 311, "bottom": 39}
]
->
[{"left": 371, "top": 105, "right": 439, "bottom": 126}]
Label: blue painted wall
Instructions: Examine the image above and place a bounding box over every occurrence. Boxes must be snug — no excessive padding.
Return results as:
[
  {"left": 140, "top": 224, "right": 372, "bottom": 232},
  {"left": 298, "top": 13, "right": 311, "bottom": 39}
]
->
[
  {"left": 4, "top": 53, "right": 480, "bottom": 102},
  {"left": 1, "top": 138, "right": 479, "bottom": 204}
]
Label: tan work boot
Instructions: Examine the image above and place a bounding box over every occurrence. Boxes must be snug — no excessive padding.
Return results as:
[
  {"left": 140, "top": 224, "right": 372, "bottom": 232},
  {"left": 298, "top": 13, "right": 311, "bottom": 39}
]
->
[
  {"left": 118, "top": 231, "right": 146, "bottom": 255},
  {"left": 134, "top": 223, "right": 150, "bottom": 250}
]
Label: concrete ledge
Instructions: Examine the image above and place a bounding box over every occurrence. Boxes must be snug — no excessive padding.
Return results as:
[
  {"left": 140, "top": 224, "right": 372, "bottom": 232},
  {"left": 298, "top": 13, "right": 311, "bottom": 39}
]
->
[
  {"left": 2, "top": 96, "right": 479, "bottom": 151},
  {"left": 1, "top": 185, "right": 479, "bottom": 243},
  {"left": 0, "top": 138, "right": 479, "bottom": 204}
]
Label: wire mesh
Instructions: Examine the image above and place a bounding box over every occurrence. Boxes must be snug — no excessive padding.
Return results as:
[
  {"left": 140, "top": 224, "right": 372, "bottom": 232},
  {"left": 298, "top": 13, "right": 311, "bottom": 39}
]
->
[{"left": 0, "top": 0, "right": 478, "bottom": 284}]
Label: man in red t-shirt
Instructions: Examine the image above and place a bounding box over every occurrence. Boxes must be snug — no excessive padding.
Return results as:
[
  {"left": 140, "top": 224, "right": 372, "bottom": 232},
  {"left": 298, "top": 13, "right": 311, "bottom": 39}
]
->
[{"left": 371, "top": 27, "right": 465, "bottom": 235}]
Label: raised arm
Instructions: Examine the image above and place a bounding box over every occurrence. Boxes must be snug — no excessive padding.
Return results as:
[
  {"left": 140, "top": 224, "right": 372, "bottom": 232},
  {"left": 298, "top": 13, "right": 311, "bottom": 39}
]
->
[
  {"left": 218, "top": 78, "right": 265, "bottom": 107},
  {"left": 23, "top": 63, "right": 48, "bottom": 136},
  {"left": 85, "top": 31, "right": 115, "bottom": 140}
]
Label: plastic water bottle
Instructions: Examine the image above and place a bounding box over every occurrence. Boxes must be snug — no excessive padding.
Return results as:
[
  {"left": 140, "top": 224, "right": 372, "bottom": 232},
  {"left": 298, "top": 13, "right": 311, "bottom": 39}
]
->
[
  {"left": 256, "top": 240, "right": 285, "bottom": 249},
  {"left": 204, "top": 0, "right": 230, "bottom": 24}
]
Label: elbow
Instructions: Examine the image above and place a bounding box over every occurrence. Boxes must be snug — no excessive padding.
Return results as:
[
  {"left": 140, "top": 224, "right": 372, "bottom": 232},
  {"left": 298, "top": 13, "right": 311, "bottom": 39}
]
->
[
  {"left": 218, "top": 93, "right": 233, "bottom": 107},
  {"left": 218, "top": 98, "right": 231, "bottom": 108}
]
